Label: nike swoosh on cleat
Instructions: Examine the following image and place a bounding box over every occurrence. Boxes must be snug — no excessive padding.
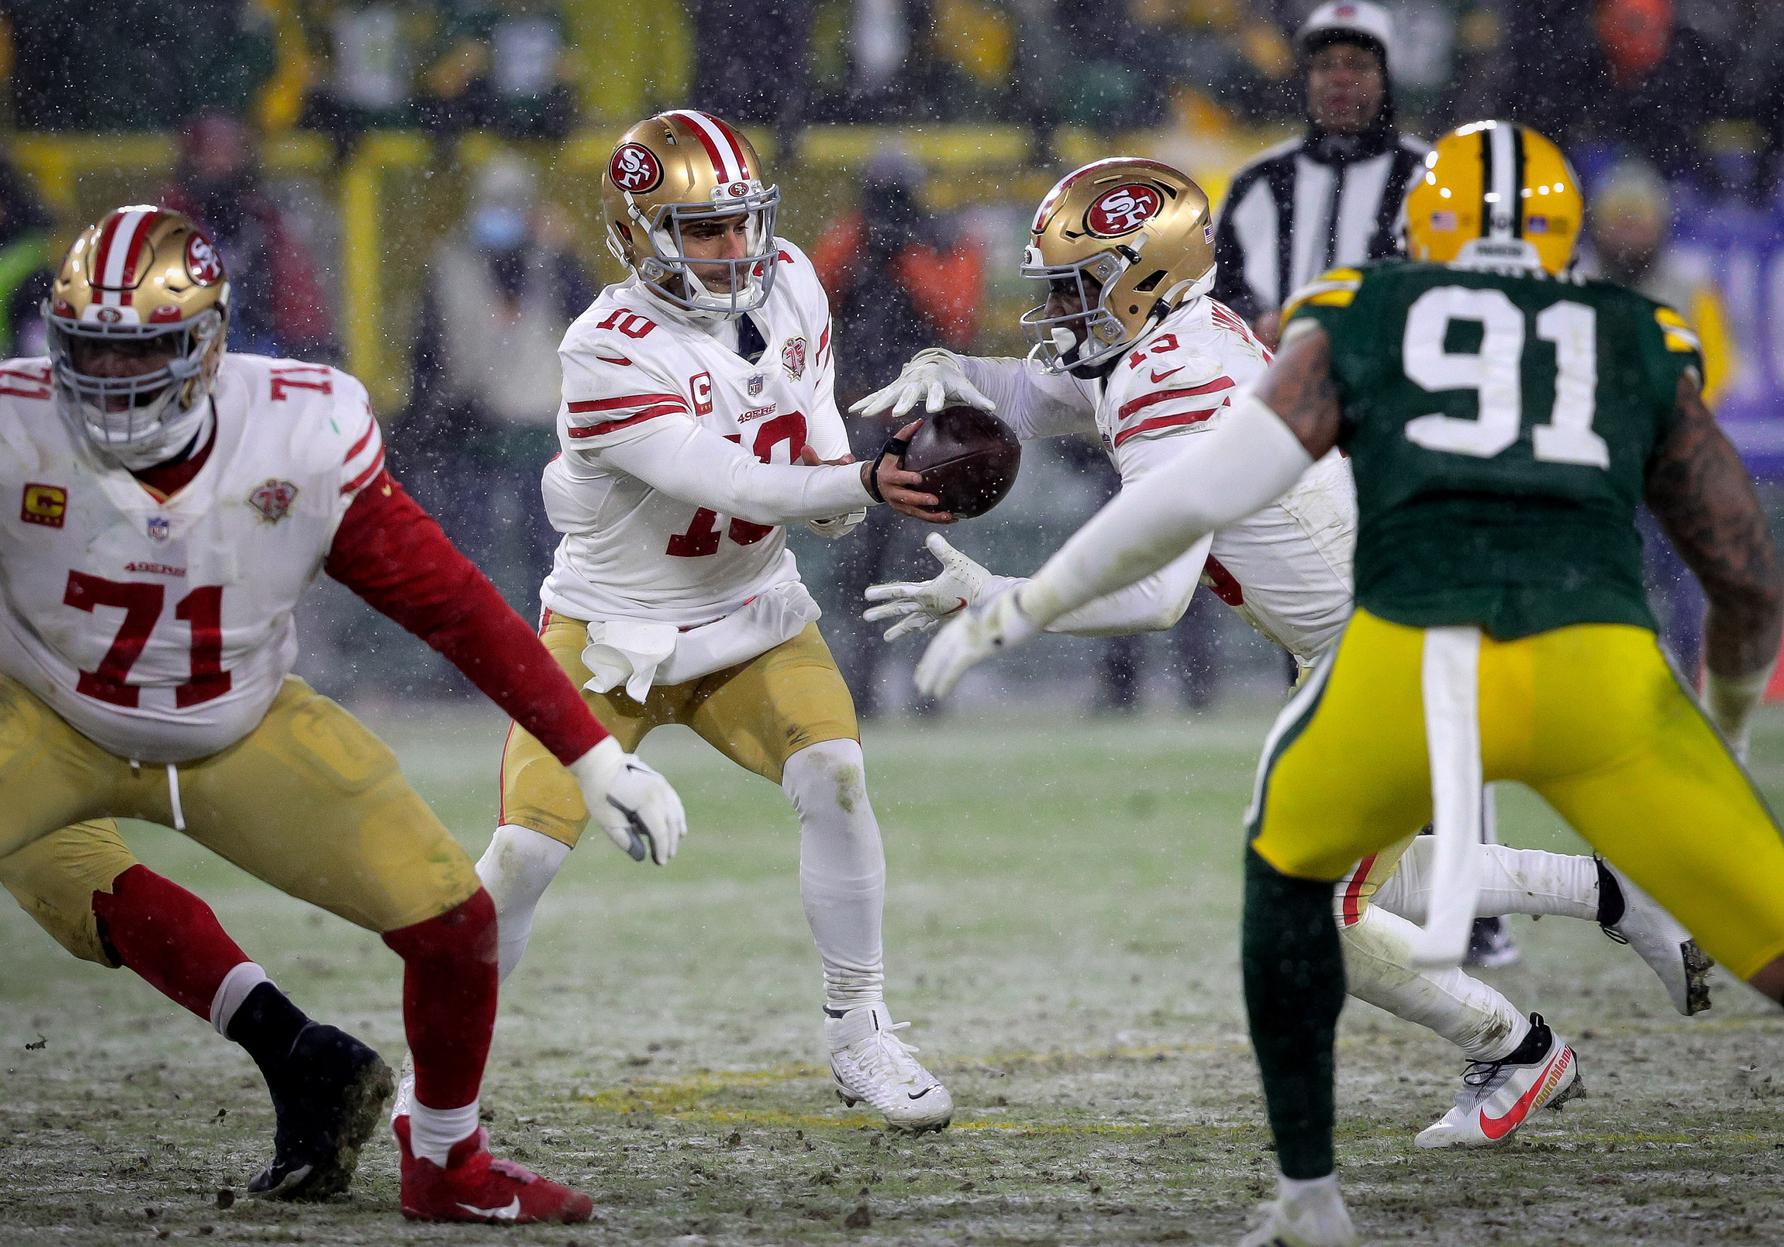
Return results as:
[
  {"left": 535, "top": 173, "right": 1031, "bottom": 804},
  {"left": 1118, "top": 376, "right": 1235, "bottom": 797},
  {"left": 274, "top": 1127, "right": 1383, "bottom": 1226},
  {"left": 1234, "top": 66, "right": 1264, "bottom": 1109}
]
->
[
  {"left": 908, "top": 1088, "right": 933, "bottom": 1100},
  {"left": 1478, "top": 1047, "right": 1572, "bottom": 1141},
  {"left": 458, "top": 1197, "right": 522, "bottom": 1221}
]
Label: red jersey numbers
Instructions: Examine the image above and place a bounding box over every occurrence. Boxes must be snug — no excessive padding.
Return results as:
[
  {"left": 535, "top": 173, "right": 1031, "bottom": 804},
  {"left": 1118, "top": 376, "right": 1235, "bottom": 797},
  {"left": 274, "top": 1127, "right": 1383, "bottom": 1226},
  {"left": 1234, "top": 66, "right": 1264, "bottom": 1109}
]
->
[
  {"left": 596, "top": 309, "right": 657, "bottom": 340},
  {"left": 690, "top": 371, "right": 715, "bottom": 417},
  {"left": 62, "top": 572, "right": 232, "bottom": 708},
  {"left": 665, "top": 412, "right": 807, "bottom": 557},
  {"left": 1127, "top": 333, "right": 1180, "bottom": 371},
  {"left": 0, "top": 363, "right": 51, "bottom": 400},
  {"left": 269, "top": 364, "right": 333, "bottom": 402}
]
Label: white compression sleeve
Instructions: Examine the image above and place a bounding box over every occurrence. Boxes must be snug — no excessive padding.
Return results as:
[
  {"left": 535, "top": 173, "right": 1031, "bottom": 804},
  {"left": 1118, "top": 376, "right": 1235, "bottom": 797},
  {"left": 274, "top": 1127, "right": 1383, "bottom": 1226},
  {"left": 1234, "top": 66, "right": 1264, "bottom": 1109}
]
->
[
  {"left": 1340, "top": 905, "right": 1531, "bottom": 1062},
  {"left": 476, "top": 824, "right": 573, "bottom": 982},
  {"left": 1705, "top": 664, "right": 1774, "bottom": 761},
  {"left": 1371, "top": 837, "right": 1600, "bottom": 924},
  {"left": 1018, "top": 395, "right": 1314, "bottom": 626},
  {"left": 593, "top": 416, "right": 873, "bottom": 523},
  {"left": 981, "top": 535, "right": 1212, "bottom": 636},
  {"left": 783, "top": 739, "right": 886, "bottom": 1012}
]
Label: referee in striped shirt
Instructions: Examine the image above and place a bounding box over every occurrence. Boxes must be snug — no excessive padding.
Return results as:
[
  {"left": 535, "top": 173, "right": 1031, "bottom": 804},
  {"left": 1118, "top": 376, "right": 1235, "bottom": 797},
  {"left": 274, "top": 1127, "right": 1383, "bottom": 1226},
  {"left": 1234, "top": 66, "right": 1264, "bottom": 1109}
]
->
[{"left": 1211, "top": 1, "right": 1427, "bottom": 350}]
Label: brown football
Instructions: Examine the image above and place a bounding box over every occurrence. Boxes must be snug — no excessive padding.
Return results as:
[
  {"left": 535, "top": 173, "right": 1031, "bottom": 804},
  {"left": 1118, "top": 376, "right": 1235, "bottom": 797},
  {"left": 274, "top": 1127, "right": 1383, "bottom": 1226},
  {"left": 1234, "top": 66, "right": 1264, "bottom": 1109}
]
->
[{"left": 901, "top": 406, "right": 1021, "bottom": 518}]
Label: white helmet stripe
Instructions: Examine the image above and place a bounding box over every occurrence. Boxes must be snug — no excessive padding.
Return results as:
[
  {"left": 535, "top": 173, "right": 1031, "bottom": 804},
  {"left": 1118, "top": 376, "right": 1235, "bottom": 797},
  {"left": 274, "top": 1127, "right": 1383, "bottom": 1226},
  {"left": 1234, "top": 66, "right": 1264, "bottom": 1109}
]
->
[
  {"left": 97, "top": 208, "right": 154, "bottom": 306},
  {"left": 667, "top": 109, "right": 745, "bottom": 184},
  {"left": 1487, "top": 122, "right": 1517, "bottom": 240}
]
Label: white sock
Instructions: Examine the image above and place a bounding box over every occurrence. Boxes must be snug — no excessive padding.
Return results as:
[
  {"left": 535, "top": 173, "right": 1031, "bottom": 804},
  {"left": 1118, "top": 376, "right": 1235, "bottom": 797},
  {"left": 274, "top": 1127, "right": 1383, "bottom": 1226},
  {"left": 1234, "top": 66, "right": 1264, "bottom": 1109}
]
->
[
  {"left": 1372, "top": 836, "right": 1599, "bottom": 924},
  {"left": 1341, "top": 905, "right": 1531, "bottom": 1062},
  {"left": 1279, "top": 1171, "right": 1341, "bottom": 1200},
  {"left": 209, "top": 961, "right": 269, "bottom": 1036},
  {"left": 782, "top": 740, "right": 885, "bottom": 1013},
  {"left": 476, "top": 824, "right": 573, "bottom": 983},
  {"left": 407, "top": 1097, "right": 479, "bottom": 1166}
]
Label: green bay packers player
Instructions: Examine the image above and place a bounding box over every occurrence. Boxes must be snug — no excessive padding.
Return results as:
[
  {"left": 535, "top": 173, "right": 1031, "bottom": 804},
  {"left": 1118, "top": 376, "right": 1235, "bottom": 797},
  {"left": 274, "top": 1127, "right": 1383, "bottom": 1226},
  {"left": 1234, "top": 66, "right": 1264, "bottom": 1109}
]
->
[
  {"left": 859, "top": 154, "right": 1705, "bottom": 1151},
  {"left": 464, "top": 110, "right": 956, "bottom": 1131},
  {"left": 914, "top": 122, "right": 1784, "bottom": 1246}
]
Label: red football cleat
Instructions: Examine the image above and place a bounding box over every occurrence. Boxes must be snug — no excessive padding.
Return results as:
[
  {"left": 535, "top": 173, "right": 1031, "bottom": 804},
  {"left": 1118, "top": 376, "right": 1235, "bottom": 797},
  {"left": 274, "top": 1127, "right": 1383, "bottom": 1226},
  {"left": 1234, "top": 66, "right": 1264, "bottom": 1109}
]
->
[{"left": 393, "top": 1115, "right": 594, "bottom": 1224}]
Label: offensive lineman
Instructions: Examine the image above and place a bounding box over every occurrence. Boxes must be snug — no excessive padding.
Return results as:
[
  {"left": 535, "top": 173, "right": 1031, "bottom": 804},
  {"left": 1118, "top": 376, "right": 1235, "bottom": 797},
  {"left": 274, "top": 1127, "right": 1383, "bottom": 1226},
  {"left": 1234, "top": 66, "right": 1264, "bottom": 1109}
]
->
[
  {"left": 470, "top": 111, "right": 955, "bottom": 1128},
  {"left": 0, "top": 206, "right": 686, "bottom": 1223},
  {"left": 856, "top": 156, "right": 1705, "bottom": 1148},
  {"left": 914, "top": 123, "right": 1784, "bottom": 1246}
]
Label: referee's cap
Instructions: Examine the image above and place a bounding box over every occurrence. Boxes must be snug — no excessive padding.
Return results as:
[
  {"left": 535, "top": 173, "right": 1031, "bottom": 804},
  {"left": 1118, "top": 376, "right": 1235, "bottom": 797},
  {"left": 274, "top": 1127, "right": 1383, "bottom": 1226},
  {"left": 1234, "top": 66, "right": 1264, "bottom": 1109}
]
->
[{"left": 1297, "top": 1, "right": 1393, "bottom": 65}]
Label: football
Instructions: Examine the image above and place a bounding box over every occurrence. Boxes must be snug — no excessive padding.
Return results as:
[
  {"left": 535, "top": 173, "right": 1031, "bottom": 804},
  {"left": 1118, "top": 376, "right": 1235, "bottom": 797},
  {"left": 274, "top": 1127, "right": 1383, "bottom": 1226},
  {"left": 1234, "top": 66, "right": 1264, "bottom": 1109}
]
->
[{"left": 901, "top": 406, "right": 1022, "bottom": 518}]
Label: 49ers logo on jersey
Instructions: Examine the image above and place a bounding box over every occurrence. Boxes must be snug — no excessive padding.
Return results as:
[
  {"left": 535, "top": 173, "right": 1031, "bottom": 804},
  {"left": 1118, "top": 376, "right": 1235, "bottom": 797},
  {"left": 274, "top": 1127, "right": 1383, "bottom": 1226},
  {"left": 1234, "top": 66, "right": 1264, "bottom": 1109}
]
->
[
  {"left": 781, "top": 336, "right": 807, "bottom": 380},
  {"left": 248, "top": 478, "right": 299, "bottom": 523},
  {"left": 1085, "top": 184, "right": 1164, "bottom": 237},
  {"left": 185, "top": 231, "right": 223, "bottom": 285},
  {"left": 609, "top": 143, "right": 664, "bottom": 193}
]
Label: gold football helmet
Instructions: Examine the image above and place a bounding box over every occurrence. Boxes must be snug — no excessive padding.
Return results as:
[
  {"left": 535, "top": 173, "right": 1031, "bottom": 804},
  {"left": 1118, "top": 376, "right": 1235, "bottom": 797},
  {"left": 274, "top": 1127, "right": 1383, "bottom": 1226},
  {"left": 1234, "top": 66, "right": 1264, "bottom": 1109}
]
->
[
  {"left": 602, "top": 110, "right": 779, "bottom": 316},
  {"left": 47, "top": 205, "right": 230, "bottom": 466},
  {"left": 1403, "top": 120, "right": 1583, "bottom": 276},
  {"left": 1021, "top": 157, "right": 1216, "bottom": 371}
]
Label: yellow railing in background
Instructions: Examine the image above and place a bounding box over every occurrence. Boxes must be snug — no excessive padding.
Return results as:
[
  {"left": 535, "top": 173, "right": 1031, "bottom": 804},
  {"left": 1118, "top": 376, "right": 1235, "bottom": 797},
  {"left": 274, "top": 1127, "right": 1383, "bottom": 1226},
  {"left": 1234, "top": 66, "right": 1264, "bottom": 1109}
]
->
[{"left": 6, "top": 125, "right": 1274, "bottom": 412}]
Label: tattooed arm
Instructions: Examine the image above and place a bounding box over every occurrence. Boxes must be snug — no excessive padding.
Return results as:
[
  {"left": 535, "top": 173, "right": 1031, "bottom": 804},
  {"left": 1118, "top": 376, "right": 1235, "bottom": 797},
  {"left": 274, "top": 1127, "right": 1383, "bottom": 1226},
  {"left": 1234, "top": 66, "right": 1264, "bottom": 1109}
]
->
[
  {"left": 1008, "top": 327, "right": 1332, "bottom": 627},
  {"left": 1645, "top": 374, "right": 1783, "bottom": 755},
  {"left": 1646, "top": 373, "right": 1784, "bottom": 679},
  {"left": 1255, "top": 321, "right": 1344, "bottom": 460}
]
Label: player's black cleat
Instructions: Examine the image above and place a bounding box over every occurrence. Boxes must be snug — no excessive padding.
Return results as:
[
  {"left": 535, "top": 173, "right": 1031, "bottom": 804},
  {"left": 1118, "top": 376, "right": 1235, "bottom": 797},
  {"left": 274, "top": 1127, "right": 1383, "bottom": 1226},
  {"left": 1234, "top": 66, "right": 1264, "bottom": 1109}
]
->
[{"left": 248, "top": 1023, "right": 395, "bottom": 1200}]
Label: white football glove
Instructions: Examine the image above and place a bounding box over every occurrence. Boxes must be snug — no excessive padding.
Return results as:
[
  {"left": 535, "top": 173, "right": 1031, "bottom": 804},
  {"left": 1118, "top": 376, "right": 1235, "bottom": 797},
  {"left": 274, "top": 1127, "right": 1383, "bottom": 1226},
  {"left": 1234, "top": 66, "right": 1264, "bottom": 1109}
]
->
[
  {"left": 863, "top": 531, "right": 998, "bottom": 641},
  {"left": 567, "top": 737, "right": 686, "bottom": 865},
  {"left": 914, "top": 585, "right": 1041, "bottom": 698},
  {"left": 849, "top": 347, "right": 996, "bottom": 420},
  {"left": 805, "top": 507, "right": 868, "bottom": 539}
]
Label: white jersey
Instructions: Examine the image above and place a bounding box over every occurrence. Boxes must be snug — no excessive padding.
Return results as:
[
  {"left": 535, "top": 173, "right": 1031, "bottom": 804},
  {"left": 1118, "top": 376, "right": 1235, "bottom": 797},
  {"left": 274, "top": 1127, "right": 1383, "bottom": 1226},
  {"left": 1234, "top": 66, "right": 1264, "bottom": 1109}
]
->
[
  {"left": 965, "top": 297, "right": 1356, "bottom": 661},
  {"left": 0, "top": 355, "right": 384, "bottom": 762},
  {"left": 541, "top": 238, "right": 869, "bottom": 627}
]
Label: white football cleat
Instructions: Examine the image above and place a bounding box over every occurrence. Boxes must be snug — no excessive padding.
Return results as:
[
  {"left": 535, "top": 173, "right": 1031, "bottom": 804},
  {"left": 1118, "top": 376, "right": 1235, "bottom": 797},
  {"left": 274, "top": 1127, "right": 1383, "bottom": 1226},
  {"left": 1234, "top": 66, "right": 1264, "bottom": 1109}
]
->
[
  {"left": 826, "top": 1002, "right": 952, "bottom": 1132},
  {"left": 1237, "top": 1177, "right": 1359, "bottom": 1247},
  {"left": 1598, "top": 859, "right": 1713, "bottom": 1015},
  {"left": 391, "top": 1052, "right": 415, "bottom": 1123},
  {"left": 1415, "top": 1013, "right": 1583, "bottom": 1149}
]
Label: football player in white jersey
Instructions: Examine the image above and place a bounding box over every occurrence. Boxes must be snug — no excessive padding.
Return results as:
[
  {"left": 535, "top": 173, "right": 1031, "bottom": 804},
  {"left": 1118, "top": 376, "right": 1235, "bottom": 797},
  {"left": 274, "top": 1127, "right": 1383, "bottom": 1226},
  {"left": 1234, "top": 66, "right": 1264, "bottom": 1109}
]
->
[
  {"left": 0, "top": 206, "right": 687, "bottom": 1224},
  {"left": 474, "top": 110, "right": 955, "bottom": 1130},
  {"left": 855, "top": 158, "right": 1707, "bottom": 1147}
]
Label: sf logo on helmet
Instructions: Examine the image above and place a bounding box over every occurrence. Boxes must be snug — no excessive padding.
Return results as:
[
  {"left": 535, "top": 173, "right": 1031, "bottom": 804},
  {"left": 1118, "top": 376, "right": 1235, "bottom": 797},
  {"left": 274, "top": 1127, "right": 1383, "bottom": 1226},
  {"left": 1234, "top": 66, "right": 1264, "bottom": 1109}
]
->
[
  {"left": 1085, "top": 184, "right": 1164, "bottom": 238},
  {"left": 609, "top": 143, "right": 664, "bottom": 193},
  {"left": 185, "top": 232, "right": 223, "bottom": 286}
]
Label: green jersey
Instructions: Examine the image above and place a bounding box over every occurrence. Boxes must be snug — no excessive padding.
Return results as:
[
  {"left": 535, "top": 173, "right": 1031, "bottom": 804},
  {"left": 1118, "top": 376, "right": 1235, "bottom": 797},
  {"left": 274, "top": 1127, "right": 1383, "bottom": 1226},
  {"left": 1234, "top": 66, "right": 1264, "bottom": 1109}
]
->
[{"left": 1281, "top": 261, "right": 1705, "bottom": 639}]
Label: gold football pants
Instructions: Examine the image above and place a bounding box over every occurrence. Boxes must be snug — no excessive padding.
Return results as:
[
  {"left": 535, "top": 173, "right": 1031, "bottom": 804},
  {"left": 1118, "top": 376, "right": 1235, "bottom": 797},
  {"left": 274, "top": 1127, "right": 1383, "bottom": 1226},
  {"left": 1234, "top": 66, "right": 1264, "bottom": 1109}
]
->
[
  {"left": 501, "top": 615, "right": 860, "bottom": 848},
  {"left": 1251, "top": 609, "right": 1784, "bottom": 982},
  {"left": 0, "top": 674, "right": 482, "bottom": 963}
]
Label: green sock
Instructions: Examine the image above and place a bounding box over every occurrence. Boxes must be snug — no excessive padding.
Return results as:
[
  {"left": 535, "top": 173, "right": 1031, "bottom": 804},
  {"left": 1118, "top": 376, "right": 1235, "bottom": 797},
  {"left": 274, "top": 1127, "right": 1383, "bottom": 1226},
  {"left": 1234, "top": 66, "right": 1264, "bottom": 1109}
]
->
[{"left": 1241, "top": 846, "right": 1346, "bottom": 1179}]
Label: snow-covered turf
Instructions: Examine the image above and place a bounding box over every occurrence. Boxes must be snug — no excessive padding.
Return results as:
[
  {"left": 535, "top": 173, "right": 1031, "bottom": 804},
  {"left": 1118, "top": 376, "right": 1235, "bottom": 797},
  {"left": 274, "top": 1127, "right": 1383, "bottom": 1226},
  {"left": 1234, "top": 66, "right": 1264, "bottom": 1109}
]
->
[{"left": 4, "top": 698, "right": 1782, "bottom": 1245}]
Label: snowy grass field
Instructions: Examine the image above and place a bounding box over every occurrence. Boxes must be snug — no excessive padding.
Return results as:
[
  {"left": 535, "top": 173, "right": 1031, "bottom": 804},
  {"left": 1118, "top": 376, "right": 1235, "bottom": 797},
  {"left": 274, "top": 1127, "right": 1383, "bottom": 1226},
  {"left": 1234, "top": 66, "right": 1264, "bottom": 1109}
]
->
[{"left": 4, "top": 698, "right": 1783, "bottom": 1246}]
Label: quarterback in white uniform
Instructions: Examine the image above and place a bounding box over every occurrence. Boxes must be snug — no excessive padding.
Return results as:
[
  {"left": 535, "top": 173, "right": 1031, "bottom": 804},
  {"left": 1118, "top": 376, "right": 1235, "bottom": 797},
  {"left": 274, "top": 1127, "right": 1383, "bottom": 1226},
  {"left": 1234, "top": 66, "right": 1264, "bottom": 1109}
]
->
[
  {"left": 857, "top": 158, "right": 1706, "bottom": 1149},
  {"left": 477, "top": 110, "right": 954, "bottom": 1130}
]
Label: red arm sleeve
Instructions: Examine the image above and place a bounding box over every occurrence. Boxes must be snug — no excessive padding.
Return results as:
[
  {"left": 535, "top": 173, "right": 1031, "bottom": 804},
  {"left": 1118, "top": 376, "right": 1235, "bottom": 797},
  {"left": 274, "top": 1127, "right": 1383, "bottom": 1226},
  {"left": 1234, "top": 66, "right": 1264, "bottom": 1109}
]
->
[{"left": 323, "top": 471, "right": 608, "bottom": 764}]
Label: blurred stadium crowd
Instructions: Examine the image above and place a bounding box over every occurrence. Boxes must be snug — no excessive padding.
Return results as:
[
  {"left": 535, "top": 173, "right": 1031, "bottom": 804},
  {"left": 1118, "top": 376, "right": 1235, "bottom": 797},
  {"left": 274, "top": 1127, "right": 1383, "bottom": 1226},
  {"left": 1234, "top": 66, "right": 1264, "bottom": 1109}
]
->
[{"left": 0, "top": 0, "right": 1779, "bottom": 712}]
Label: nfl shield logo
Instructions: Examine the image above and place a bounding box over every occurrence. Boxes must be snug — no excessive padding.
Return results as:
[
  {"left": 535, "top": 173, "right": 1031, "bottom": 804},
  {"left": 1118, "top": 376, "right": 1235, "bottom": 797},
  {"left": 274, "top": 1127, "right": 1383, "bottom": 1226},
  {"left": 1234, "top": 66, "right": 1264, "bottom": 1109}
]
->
[
  {"left": 747, "top": 373, "right": 765, "bottom": 397},
  {"left": 781, "top": 336, "right": 807, "bottom": 381},
  {"left": 147, "top": 515, "right": 170, "bottom": 543}
]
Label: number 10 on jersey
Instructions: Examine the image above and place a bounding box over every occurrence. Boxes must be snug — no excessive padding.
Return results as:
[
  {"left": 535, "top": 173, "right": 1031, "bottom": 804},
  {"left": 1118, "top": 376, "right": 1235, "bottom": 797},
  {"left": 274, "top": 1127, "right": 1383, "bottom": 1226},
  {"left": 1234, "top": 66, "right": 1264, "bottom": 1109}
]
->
[{"left": 666, "top": 412, "right": 808, "bottom": 557}]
